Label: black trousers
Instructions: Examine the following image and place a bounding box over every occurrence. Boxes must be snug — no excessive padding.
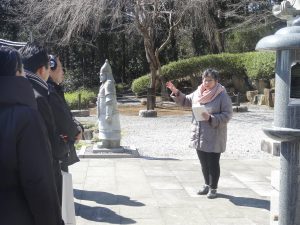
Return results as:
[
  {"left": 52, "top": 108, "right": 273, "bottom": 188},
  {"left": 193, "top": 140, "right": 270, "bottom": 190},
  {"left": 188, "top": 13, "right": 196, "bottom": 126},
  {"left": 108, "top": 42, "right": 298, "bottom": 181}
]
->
[{"left": 196, "top": 150, "right": 221, "bottom": 189}]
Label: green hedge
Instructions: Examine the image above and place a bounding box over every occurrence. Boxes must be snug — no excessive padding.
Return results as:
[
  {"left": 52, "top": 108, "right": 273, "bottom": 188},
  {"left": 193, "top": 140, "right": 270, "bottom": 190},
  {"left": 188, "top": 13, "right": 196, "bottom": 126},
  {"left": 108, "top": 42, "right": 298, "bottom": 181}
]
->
[
  {"left": 65, "top": 89, "right": 97, "bottom": 110},
  {"left": 131, "top": 74, "right": 152, "bottom": 96},
  {"left": 242, "top": 52, "right": 276, "bottom": 79},
  {"left": 131, "top": 51, "right": 275, "bottom": 95}
]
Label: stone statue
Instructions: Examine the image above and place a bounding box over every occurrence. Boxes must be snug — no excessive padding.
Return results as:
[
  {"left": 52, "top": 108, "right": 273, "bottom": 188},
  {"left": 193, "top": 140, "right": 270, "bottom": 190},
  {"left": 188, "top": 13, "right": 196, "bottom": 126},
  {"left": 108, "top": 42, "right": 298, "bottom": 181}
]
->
[
  {"left": 273, "top": 0, "right": 300, "bottom": 23},
  {"left": 97, "top": 60, "right": 121, "bottom": 148}
]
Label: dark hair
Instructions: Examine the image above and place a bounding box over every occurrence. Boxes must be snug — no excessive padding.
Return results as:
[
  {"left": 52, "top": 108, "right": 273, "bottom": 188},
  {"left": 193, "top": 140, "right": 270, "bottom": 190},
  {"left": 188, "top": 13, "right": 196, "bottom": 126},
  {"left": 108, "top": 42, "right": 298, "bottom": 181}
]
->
[
  {"left": 0, "top": 46, "right": 23, "bottom": 77},
  {"left": 18, "top": 42, "right": 49, "bottom": 73},
  {"left": 49, "top": 54, "right": 57, "bottom": 70},
  {"left": 202, "top": 68, "right": 219, "bottom": 81}
]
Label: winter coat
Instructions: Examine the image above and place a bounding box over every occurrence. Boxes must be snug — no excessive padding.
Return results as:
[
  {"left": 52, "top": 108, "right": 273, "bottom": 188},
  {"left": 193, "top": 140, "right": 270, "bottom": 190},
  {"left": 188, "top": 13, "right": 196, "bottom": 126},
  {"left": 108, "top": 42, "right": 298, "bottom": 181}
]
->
[
  {"left": 172, "top": 89, "right": 233, "bottom": 153},
  {"left": 47, "top": 78, "right": 80, "bottom": 166},
  {"left": 0, "top": 76, "right": 63, "bottom": 225},
  {"left": 26, "top": 71, "right": 67, "bottom": 161}
]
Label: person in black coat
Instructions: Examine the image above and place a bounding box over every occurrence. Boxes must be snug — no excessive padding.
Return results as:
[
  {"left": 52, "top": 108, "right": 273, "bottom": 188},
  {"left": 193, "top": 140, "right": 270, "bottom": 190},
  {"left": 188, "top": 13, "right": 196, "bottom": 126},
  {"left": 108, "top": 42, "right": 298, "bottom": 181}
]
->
[
  {"left": 19, "top": 43, "right": 67, "bottom": 205},
  {"left": 48, "top": 55, "right": 82, "bottom": 172},
  {"left": 0, "top": 46, "right": 64, "bottom": 225}
]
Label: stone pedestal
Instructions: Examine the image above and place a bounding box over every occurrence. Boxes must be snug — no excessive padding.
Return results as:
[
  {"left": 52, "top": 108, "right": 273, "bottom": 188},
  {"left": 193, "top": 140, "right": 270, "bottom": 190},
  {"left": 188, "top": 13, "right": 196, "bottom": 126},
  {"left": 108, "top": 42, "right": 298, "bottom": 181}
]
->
[
  {"left": 232, "top": 105, "right": 248, "bottom": 112},
  {"left": 279, "top": 143, "right": 300, "bottom": 225},
  {"left": 256, "top": 3, "right": 300, "bottom": 225},
  {"left": 261, "top": 138, "right": 281, "bottom": 156},
  {"left": 139, "top": 109, "right": 157, "bottom": 117},
  {"left": 93, "top": 143, "right": 124, "bottom": 154},
  {"left": 71, "top": 109, "right": 90, "bottom": 117},
  {"left": 78, "top": 143, "right": 139, "bottom": 158},
  {"left": 97, "top": 140, "right": 120, "bottom": 149}
]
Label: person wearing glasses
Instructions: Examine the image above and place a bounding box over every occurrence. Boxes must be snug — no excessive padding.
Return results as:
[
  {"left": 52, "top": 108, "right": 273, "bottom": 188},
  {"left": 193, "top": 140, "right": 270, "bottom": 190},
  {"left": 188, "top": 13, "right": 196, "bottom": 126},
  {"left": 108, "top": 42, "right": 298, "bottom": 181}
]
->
[{"left": 166, "top": 68, "right": 233, "bottom": 199}]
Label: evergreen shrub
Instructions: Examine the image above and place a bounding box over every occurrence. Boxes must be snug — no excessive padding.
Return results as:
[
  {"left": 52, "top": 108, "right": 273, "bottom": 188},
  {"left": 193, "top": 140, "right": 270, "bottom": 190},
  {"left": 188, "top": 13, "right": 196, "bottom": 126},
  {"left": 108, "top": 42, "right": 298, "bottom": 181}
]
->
[
  {"left": 131, "top": 75, "right": 151, "bottom": 96},
  {"left": 242, "top": 52, "right": 276, "bottom": 79},
  {"left": 131, "top": 52, "right": 275, "bottom": 95},
  {"left": 65, "top": 89, "right": 97, "bottom": 110}
]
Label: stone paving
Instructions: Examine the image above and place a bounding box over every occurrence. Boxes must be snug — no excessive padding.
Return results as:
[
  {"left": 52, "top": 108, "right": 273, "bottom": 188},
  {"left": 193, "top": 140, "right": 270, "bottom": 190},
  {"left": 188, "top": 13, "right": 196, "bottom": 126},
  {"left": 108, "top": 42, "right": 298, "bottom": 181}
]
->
[
  {"left": 70, "top": 157, "right": 279, "bottom": 225},
  {"left": 71, "top": 103, "right": 280, "bottom": 224}
]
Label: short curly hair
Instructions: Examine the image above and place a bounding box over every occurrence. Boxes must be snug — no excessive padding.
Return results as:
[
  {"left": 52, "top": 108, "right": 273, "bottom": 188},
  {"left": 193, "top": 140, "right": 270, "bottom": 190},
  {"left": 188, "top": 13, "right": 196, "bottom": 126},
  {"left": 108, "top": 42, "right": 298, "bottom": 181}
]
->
[{"left": 202, "top": 68, "right": 219, "bottom": 81}]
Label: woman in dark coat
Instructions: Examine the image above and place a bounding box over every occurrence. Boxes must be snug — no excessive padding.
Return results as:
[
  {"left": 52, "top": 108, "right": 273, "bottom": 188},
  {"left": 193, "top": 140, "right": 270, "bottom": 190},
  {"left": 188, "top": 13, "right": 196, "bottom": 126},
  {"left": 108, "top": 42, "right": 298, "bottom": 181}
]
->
[{"left": 0, "top": 46, "right": 64, "bottom": 225}]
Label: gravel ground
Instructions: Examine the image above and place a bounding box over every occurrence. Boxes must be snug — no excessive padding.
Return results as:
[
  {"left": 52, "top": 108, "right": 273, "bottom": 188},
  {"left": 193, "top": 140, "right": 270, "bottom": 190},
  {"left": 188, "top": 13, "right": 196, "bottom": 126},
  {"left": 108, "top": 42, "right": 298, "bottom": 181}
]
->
[
  {"left": 78, "top": 103, "right": 275, "bottom": 160},
  {"left": 119, "top": 104, "right": 274, "bottom": 159}
]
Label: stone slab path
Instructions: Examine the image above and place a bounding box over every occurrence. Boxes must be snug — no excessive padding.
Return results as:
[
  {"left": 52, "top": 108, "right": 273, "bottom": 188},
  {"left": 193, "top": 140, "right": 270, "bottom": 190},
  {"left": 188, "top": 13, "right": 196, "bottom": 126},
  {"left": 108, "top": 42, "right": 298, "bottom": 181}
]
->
[{"left": 71, "top": 157, "right": 279, "bottom": 225}]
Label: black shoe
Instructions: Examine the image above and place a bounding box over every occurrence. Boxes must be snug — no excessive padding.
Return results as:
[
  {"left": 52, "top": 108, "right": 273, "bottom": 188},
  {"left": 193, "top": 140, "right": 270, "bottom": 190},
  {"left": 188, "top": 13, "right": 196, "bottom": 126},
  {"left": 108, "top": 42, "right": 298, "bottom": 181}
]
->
[
  {"left": 207, "top": 188, "right": 217, "bottom": 199},
  {"left": 197, "top": 185, "right": 209, "bottom": 195}
]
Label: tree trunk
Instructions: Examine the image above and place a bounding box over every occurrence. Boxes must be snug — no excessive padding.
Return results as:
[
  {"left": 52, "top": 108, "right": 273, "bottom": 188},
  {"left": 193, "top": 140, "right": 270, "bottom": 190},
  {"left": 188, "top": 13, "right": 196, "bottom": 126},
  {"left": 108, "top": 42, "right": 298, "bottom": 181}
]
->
[
  {"left": 156, "top": 53, "right": 168, "bottom": 101},
  {"left": 147, "top": 65, "right": 157, "bottom": 110},
  {"left": 147, "top": 87, "right": 155, "bottom": 110},
  {"left": 160, "top": 76, "right": 169, "bottom": 101}
]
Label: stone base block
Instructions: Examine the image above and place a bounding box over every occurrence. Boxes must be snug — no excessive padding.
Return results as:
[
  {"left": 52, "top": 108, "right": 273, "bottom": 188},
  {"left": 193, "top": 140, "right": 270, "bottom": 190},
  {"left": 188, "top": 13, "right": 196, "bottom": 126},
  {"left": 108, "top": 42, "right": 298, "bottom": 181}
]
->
[
  {"left": 257, "top": 94, "right": 266, "bottom": 105},
  {"left": 232, "top": 106, "right": 248, "bottom": 112},
  {"left": 96, "top": 140, "right": 120, "bottom": 149},
  {"left": 139, "top": 109, "right": 157, "bottom": 117},
  {"left": 261, "top": 138, "right": 280, "bottom": 156},
  {"left": 78, "top": 144, "right": 139, "bottom": 158},
  {"left": 93, "top": 143, "right": 123, "bottom": 153},
  {"left": 71, "top": 109, "right": 90, "bottom": 117},
  {"left": 246, "top": 90, "right": 259, "bottom": 102}
]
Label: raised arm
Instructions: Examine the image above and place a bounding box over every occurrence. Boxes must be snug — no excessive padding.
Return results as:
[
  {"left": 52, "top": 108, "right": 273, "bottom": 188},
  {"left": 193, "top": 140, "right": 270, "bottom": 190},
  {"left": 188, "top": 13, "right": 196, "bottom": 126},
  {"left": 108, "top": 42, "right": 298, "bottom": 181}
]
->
[{"left": 166, "top": 81, "right": 193, "bottom": 108}]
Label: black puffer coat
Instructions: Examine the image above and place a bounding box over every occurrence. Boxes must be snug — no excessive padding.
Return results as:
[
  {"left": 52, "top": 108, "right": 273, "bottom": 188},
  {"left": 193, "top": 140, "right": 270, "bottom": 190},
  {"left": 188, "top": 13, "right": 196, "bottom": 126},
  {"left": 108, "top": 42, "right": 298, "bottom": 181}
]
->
[{"left": 0, "top": 76, "right": 63, "bottom": 225}]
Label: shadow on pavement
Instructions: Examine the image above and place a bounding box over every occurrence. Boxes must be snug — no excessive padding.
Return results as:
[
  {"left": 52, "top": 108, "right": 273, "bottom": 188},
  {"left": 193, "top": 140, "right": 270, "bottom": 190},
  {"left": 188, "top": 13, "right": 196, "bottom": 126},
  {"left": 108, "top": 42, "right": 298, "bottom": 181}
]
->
[
  {"left": 75, "top": 202, "right": 136, "bottom": 224},
  {"left": 218, "top": 193, "right": 270, "bottom": 210},
  {"left": 74, "top": 189, "right": 145, "bottom": 206}
]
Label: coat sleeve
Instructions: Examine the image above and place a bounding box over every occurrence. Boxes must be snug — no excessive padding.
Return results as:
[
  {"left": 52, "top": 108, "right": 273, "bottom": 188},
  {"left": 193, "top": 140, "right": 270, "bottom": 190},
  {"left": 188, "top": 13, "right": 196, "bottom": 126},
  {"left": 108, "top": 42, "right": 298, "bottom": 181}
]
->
[
  {"left": 37, "top": 97, "right": 68, "bottom": 160},
  {"left": 17, "top": 108, "right": 63, "bottom": 225},
  {"left": 49, "top": 92, "right": 80, "bottom": 140},
  {"left": 210, "top": 92, "right": 233, "bottom": 128},
  {"left": 170, "top": 91, "right": 194, "bottom": 108}
]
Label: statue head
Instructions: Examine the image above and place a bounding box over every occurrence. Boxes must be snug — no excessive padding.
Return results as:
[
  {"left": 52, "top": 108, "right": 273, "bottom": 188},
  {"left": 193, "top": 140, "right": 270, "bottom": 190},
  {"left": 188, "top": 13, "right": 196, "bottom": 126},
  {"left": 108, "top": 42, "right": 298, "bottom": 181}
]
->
[{"left": 99, "top": 59, "right": 115, "bottom": 83}]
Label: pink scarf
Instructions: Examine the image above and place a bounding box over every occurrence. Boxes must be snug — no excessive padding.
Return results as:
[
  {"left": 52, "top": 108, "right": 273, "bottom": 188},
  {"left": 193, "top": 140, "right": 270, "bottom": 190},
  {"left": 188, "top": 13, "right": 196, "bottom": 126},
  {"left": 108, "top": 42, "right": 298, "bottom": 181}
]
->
[{"left": 198, "top": 83, "right": 225, "bottom": 104}]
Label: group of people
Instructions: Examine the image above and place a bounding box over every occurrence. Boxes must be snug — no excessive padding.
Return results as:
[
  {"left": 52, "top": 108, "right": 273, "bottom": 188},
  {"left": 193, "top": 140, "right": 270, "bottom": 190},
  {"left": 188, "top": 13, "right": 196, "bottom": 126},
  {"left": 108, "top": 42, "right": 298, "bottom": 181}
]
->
[
  {"left": 0, "top": 43, "right": 83, "bottom": 225},
  {"left": 0, "top": 39, "right": 232, "bottom": 224}
]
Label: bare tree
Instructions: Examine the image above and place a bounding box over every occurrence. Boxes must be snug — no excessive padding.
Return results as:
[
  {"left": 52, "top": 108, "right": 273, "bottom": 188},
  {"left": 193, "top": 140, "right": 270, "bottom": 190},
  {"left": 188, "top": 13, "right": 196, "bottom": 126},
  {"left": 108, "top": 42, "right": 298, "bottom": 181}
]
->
[
  {"left": 21, "top": 0, "right": 207, "bottom": 109},
  {"left": 20, "top": 0, "right": 278, "bottom": 109},
  {"left": 128, "top": 0, "right": 192, "bottom": 109}
]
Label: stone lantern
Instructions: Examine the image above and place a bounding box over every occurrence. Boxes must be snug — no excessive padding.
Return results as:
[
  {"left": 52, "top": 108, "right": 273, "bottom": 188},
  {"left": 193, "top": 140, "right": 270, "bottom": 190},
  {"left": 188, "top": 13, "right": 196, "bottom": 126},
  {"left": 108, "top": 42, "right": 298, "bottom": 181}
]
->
[{"left": 256, "top": 1, "right": 300, "bottom": 225}]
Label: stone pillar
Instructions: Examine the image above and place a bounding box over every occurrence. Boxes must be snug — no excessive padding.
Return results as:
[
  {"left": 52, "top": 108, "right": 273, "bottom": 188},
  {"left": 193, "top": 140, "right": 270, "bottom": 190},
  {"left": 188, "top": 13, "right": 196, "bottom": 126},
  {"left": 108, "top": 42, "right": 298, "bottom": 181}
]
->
[
  {"left": 280, "top": 143, "right": 300, "bottom": 224},
  {"left": 256, "top": 4, "right": 300, "bottom": 224}
]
